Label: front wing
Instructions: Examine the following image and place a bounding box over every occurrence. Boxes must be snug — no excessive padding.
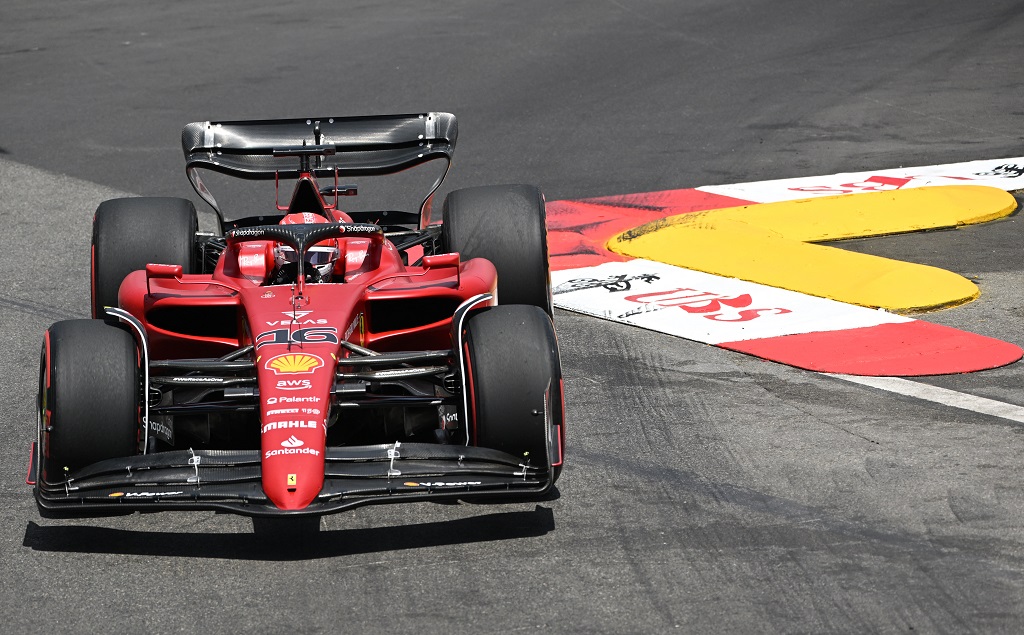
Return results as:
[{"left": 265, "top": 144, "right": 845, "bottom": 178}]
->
[{"left": 33, "top": 443, "right": 553, "bottom": 517}]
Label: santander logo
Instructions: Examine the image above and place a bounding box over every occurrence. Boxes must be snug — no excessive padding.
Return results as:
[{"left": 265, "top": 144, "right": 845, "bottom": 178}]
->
[{"left": 263, "top": 433, "right": 321, "bottom": 459}]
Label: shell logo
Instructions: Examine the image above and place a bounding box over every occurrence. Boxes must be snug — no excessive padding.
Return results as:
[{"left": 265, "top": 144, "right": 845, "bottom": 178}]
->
[{"left": 265, "top": 353, "right": 324, "bottom": 375}]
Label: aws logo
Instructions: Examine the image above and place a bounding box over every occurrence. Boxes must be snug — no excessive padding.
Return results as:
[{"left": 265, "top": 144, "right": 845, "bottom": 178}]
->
[
  {"left": 277, "top": 379, "right": 312, "bottom": 391},
  {"left": 265, "top": 353, "right": 324, "bottom": 375}
]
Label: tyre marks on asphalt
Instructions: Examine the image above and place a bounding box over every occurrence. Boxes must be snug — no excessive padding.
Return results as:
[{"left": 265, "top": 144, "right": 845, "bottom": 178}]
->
[
  {"left": 0, "top": 157, "right": 128, "bottom": 322},
  {"left": 2, "top": 155, "right": 1020, "bottom": 631},
  {"left": 0, "top": 296, "right": 80, "bottom": 323},
  {"left": 548, "top": 156, "right": 1024, "bottom": 612},
  {"left": 571, "top": 440, "right": 1017, "bottom": 632}
]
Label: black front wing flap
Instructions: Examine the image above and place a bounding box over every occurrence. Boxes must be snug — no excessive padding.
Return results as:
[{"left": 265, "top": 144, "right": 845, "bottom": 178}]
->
[{"left": 34, "top": 443, "right": 553, "bottom": 517}]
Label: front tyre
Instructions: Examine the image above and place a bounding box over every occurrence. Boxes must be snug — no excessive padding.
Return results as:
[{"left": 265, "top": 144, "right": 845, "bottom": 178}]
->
[
  {"left": 38, "top": 320, "right": 140, "bottom": 484},
  {"left": 461, "top": 305, "right": 564, "bottom": 479}
]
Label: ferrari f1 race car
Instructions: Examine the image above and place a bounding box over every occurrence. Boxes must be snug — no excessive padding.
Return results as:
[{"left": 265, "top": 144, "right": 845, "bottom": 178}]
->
[{"left": 30, "top": 112, "right": 564, "bottom": 517}]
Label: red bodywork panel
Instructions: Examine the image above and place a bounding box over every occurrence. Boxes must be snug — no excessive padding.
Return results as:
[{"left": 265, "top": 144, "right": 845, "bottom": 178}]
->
[{"left": 117, "top": 218, "right": 496, "bottom": 510}]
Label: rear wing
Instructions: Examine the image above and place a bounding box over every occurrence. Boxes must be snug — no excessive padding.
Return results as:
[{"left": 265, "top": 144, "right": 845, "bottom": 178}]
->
[{"left": 181, "top": 113, "right": 457, "bottom": 225}]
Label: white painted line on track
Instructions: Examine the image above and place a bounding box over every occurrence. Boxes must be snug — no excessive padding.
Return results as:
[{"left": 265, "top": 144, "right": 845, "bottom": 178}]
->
[{"left": 830, "top": 374, "right": 1024, "bottom": 424}]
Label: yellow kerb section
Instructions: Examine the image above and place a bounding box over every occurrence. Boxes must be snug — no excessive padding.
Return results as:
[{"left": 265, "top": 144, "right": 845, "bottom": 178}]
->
[{"left": 608, "top": 185, "right": 1017, "bottom": 313}]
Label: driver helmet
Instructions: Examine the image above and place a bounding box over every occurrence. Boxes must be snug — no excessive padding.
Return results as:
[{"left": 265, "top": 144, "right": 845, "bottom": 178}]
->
[{"left": 274, "top": 213, "right": 340, "bottom": 282}]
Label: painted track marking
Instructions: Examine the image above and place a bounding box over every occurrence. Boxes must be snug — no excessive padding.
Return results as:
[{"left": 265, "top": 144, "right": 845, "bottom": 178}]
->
[
  {"left": 831, "top": 374, "right": 1024, "bottom": 425},
  {"left": 547, "top": 157, "right": 1024, "bottom": 376},
  {"left": 699, "top": 157, "right": 1024, "bottom": 203},
  {"left": 607, "top": 185, "right": 1016, "bottom": 312},
  {"left": 551, "top": 259, "right": 1022, "bottom": 375}
]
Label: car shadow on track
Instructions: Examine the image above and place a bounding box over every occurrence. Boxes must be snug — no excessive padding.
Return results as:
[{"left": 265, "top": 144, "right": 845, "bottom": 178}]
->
[{"left": 21, "top": 505, "right": 556, "bottom": 561}]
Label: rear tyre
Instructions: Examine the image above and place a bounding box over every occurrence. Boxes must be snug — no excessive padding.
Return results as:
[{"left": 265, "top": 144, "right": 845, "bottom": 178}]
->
[
  {"left": 442, "top": 184, "right": 553, "bottom": 317},
  {"left": 462, "top": 305, "right": 563, "bottom": 479},
  {"left": 38, "top": 320, "right": 140, "bottom": 482},
  {"left": 91, "top": 197, "right": 197, "bottom": 318}
]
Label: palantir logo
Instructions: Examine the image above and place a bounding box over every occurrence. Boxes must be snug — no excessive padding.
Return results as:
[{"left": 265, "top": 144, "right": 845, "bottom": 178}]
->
[{"left": 281, "top": 435, "right": 304, "bottom": 448}]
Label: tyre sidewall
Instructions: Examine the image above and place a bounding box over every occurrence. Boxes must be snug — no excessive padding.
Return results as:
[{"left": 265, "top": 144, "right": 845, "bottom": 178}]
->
[
  {"left": 462, "top": 305, "right": 562, "bottom": 465},
  {"left": 41, "top": 320, "right": 140, "bottom": 478},
  {"left": 92, "top": 197, "right": 197, "bottom": 318},
  {"left": 442, "top": 185, "right": 553, "bottom": 316}
]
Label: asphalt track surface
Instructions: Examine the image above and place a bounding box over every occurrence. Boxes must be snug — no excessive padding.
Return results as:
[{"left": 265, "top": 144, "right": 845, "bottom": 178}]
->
[{"left": 3, "top": 1, "right": 1024, "bottom": 633}]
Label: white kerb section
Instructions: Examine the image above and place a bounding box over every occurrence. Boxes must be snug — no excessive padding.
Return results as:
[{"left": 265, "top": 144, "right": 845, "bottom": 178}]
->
[
  {"left": 698, "top": 156, "right": 1024, "bottom": 203},
  {"left": 551, "top": 259, "right": 910, "bottom": 345}
]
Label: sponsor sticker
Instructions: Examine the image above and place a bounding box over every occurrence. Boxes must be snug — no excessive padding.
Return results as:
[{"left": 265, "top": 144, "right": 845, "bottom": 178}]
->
[
  {"left": 148, "top": 418, "right": 174, "bottom": 444},
  {"left": 265, "top": 311, "right": 329, "bottom": 327},
  {"left": 402, "top": 481, "right": 482, "bottom": 488},
  {"left": 553, "top": 273, "right": 661, "bottom": 295},
  {"left": 266, "top": 395, "right": 321, "bottom": 405},
  {"left": 265, "top": 353, "right": 324, "bottom": 375},
  {"left": 238, "top": 252, "right": 265, "bottom": 269},
  {"left": 171, "top": 376, "right": 225, "bottom": 384},
  {"left": 438, "top": 406, "right": 459, "bottom": 430},
  {"left": 265, "top": 447, "right": 320, "bottom": 459},
  {"left": 261, "top": 420, "right": 318, "bottom": 434},
  {"left": 343, "top": 312, "right": 364, "bottom": 343},
  {"left": 619, "top": 287, "right": 792, "bottom": 323},
  {"left": 266, "top": 408, "right": 300, "bottom": 416},
  {"left": 277, "top": 379, "right": 312, "bottom": 391},
  {"left": 108, "top": 491, "right": 184, "bottom": 498},
  {"left": 231, "top": 228, "right": 266, "bottom": 238},
  {"left": 344, "top": 223, "right": 381, "bottom": 233}
]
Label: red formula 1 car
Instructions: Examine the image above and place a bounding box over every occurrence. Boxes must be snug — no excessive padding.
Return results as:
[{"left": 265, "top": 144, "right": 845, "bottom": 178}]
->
[{"left": 31, "top": 113, "right": 564, "bottom": 517}]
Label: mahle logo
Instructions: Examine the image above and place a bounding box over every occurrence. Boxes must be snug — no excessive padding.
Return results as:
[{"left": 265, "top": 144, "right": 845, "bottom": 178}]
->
[{"left": 265, "top": 353, "right": 323, "bottom": 375}]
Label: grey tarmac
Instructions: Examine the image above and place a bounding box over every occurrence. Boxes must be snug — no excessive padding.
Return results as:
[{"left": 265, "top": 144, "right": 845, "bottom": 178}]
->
[{"left": 2, "top": 1, "right": 1024, "bottom": 633}]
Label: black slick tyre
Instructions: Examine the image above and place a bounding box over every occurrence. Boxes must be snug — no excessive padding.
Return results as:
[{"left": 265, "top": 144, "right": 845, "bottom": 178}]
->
[
  {"left": 442, "top": 184, "right": 553, "bottom": 317},
  {"left": 461, "top": 305, "right": 564, "bottom": 477},
  {"left": 38, "top": 319, "right": 140, "bottom": 482},
  {"left": 91, "top": 197, "right": 197, "bottom": 318}
]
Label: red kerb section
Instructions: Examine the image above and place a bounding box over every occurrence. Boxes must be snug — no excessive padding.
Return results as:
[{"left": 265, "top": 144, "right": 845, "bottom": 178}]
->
[
  {"left": 720, "top": 321, "right": 1023, "bottom": 376},
  {"left": 545, "top": 188, "right": 752, "bottom": 270}
]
